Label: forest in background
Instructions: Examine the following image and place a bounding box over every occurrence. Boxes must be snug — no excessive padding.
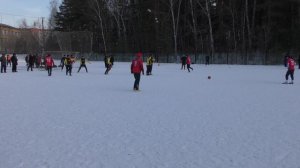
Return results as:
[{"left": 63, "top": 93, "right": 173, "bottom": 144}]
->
[
  {"left": 2, "top": 0, "right": 300, "bottom": 64},
  {"left": 53, "top": 0, "right": 300, "bottom": 64}
]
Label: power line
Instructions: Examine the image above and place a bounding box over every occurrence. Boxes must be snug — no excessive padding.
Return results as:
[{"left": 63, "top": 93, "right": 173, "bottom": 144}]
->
[{"left": 0, "top": 11, "right": 47, "bottom": 19}]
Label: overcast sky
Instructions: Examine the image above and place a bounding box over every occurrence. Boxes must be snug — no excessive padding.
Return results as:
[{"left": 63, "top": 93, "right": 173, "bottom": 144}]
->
[{"left": 0, "top": 0, "right": 61, "bottom": 27}]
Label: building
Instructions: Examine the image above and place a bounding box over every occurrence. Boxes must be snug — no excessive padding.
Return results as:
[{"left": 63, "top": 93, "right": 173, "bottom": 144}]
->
[{"left": 0, "top": 23, "right": 21, "bottom": 53}]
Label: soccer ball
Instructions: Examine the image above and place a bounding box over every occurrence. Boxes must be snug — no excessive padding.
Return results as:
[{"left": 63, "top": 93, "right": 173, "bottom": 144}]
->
[{"left": 208, "top": 76, "right": 211, "bottom": 79}]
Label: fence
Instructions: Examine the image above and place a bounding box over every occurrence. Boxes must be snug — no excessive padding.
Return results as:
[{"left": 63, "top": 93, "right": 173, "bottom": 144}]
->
[{"left": 82, "top": 52, "right": 287, "bottom": 65}]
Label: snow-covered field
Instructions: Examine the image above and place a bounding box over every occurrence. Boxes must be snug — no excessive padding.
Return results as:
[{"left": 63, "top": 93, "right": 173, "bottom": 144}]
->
[{"left": 0, "top": 59, "right": 299, "bottom": 168}]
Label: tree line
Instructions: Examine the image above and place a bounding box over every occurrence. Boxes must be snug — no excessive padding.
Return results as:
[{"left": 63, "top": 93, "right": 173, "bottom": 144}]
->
[{"left": 53, "top": 0, "right": 300, "bottom": 64}]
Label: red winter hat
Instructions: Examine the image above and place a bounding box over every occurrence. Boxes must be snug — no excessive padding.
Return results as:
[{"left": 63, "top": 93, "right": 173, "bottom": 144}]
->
[{"left": 136, "top": 52, "right": 143, "bottom": 57}]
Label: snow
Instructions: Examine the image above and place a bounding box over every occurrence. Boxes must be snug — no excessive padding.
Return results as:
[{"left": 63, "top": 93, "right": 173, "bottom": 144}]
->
[{"left": 0, "top": 59, "right": 300, "bottom": 168}]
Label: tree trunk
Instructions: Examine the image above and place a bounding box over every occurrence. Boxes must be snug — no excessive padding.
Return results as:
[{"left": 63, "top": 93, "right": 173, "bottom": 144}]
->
[
  {"left": 189, "top": 0, "right": 199, "bottom": 63},
  {"left": 242, "top": 3, "right": 247, "bottom": 64},
  {"left": 120, "top": 15, "right": 128, "bottom": 53},
  {"left": 206, "top": 0, "right": 215, "bottom": 63},
  {"left": 91, "top": 0, "right": 107, "bottom": 56},
  {"left": 169, "top": 0, "right": 182, "bottom": 63}
]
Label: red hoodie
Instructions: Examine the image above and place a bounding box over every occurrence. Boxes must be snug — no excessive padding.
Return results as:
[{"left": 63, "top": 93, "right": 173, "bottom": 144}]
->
[
  {"left": 186, "top": 56, "right": 191, "bottom": 65},
  {"left": 45, "top": 55, "right": 54, "bottom": 67},
  {"left": 131, "top": 54, "right": 144, "bottom": 74},
  {"left": 288, "top": 58, "right": 295, "bottom": 71}
]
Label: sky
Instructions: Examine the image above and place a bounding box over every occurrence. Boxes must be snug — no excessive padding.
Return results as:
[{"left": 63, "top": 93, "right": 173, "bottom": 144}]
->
[{"left": 0, "top": 0, "right": 61, "bottom": 28}]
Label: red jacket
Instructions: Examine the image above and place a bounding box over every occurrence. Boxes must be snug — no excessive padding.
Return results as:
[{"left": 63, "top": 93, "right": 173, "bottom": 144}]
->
[
  {"left": 288, "top": 58, "right": 295, "bottom": 70},
  {"left": 45, "top": 56, "right": 54, "bottom": 67},
  {"left": 131, "top": 58, "right": 144, "bottom": 74},
  {"left": 186, "top": 56, "right": 191, "bottom": 65}
]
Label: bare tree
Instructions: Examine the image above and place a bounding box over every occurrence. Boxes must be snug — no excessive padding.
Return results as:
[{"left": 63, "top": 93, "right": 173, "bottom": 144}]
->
[
  {"left": 225, "top": 0, "right": 238, "bottom": 63},
  {"left": 88, "top": 0, "right": 107, "bottom": 55},
  {"left": 197, "top": 0, "right": 215, "bottom": 62},
  {"left": 104, "top": 0, "right": 130, "bottom": 52},
  {"left": 54, "top": 31, "right": 72, "bottom": 51},
  {"left": 49, "top": 0, "right": 59, "bottom": 30},
  {"left": 189, "top": 0, "right": 198, "bottom": 62},
  {"left": 168, "top": 0, "right": 183, "bottom": 62},
  {"left": 18, "top": 19, "right": 29, "bottom": 29}
]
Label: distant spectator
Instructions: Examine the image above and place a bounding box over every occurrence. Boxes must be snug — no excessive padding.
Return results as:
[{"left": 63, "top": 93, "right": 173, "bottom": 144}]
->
[
  {"left": 0, "top": 53, "right": 7, "bottom": 73},
  {"left": 205, "top": 55, "right": 210, "bottom": 65},
  {"left": 61, "top": 55, "right": 66, "bottom": 71},
  {"left": 11, "top": 53, "right": 18, "bottom": 72},
  {"left": 181, "top": 55, "right": 187, "bottom": 70},
  {"left": 36, "top": 55, "right": 42, "bottom": 68},
  {"left": 6, "top": 54, "right": 11, "bottom": 67},
  {"left": 25, "top": 54, "right": 29, "bottom": 66},
  {"left": 284, "top": 54, "right": 289, "bottom": 67},
  {"left": 27, "top": 54, "right": 35, "bottom": 71}
]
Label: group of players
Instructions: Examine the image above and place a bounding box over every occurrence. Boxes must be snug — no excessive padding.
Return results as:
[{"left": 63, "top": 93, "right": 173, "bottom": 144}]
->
[{"left": 1, "top": 52, "right": 296, "bottom": 90}]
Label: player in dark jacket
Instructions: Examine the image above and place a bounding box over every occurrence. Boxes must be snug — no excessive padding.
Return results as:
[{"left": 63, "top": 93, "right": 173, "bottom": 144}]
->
[
  {"left": 181, "top": 55, "right": 187, "bottom": 70},
  {"left": 146, "top": 55, "right": 155, "bottom": 75},
  {"left": 78, "top": 56, "right": 88, "bottom": 73},
  {"left": 0, "top": 54, "right": 7, "bottom": 73},
  {"left": 61, "top": 55, "right": 66, "bottom": 71},
  {"left": 110, "top": 55, "right": 114, "bottom": 66},
  {"left": 65, "top": 56, "right": 73, "bottom": 76},
  {"left": 27, "top": 54, "right": 35, "bottom": 71},
  {"left": 104, "top": 55, "right": 108, "bottom": 69},
  {"left": 11, "top": 53, "right": 18, "bottom": 72},
  {"left": 104, "top": 55, "right": 112, "bottom": 75}
]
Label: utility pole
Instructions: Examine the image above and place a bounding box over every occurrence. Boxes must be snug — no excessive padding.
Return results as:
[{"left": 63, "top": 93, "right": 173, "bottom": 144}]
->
[{"left": 42, "top": 17, "right": 45, "bottom": 57}]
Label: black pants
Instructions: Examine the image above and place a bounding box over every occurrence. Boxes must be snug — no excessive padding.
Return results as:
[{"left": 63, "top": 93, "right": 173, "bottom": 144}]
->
[
  {"left": 12, "top": 64, "right": 17, "bottom": 72},
  {"left": 78, "top": 64, "right": 88, "bottom": 72},
  {"left": 66, "top": 65, "right": 72, "bottom": 76},
  {"left": 146, "top": 65, "right": 153, "bottom": 75},
  {"left": 104, "top": 65, "right": 111, "bottom": 74},
  {"left": 187, "top": 64, "right": 193, "bottom": 72},
  {"left": 1, "top": 65, "right": 6, "bottom": 73},
  {"left": 181, "top": 64, "right": 186, "bottom": 70},
  {"left": 27, "top": 64, "right": 34, "bottom": 71},
  {"left": 133, "top": 73, "right": 141, "bottom": 90},
  {"left": 61, "top": 63, "right": 65, "bottom": 70},
  {"left": 205, "top": 60, "right": 209, "bottom": 65},
  {"left": 285, "top": 70, "right": 294, "bottom": 81},
  {"left": 47, "top": 67, "right": 52, "bottom": 76}
]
